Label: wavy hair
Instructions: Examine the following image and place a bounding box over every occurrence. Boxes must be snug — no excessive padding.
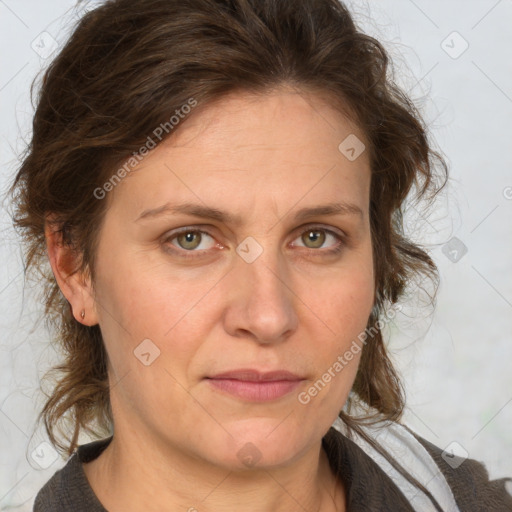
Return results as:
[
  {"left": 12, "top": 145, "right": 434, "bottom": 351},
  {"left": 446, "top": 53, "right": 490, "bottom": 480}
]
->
[{"left": 10, "top": 0, "right": 447, "bottom": 507}]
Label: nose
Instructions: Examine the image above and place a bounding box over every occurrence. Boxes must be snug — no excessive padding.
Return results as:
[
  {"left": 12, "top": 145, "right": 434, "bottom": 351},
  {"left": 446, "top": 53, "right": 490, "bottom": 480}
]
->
[{"left": 222, "top": 247, "right": 299, "bottom": 345}]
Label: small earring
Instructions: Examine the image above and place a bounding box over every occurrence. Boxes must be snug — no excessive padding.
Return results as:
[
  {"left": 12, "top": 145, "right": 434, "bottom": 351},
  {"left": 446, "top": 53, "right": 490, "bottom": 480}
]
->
[{"left": 80, "top": 309, "right": 85, "bottom": 320}]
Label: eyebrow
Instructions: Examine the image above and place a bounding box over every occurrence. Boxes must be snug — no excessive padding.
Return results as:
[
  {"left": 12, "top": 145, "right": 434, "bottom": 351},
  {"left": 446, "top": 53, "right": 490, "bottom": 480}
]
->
[{"left": 135, "top": 201, "right": 363, "bottom": 224}]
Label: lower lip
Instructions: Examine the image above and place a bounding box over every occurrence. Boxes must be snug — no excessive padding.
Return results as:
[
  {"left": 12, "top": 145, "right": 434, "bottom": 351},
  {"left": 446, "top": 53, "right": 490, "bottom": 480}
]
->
[{"left": 206, "top": 378, "right": 303, "bottom": 401}]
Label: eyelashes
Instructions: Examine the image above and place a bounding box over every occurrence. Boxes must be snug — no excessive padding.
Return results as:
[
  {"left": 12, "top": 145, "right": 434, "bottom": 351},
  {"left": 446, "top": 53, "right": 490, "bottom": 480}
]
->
[{"left": 162, "top": 225, "right": 347, "bottom": 260}]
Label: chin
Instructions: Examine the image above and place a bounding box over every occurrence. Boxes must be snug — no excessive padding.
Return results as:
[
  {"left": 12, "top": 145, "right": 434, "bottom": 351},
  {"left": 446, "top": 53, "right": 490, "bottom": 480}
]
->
[{"left": 199, "top": 423, "right": 309, "bottom": 471}]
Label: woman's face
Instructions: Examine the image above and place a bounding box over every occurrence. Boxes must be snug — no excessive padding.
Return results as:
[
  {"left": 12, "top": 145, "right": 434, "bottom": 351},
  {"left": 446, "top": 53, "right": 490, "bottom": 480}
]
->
[{"left": 89, "top": 88, "right": 374, "bottom": 469}]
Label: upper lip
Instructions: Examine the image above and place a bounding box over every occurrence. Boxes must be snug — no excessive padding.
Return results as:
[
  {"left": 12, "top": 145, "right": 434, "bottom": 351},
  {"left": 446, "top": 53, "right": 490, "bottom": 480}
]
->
[{"left": 207, "top": 369, "right": 304, "bottom": 381}]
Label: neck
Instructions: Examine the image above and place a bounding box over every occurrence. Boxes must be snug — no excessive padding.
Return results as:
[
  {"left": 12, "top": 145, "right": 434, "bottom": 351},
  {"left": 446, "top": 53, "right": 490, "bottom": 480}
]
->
[{"left": 83, "top": 425, "right": 345, "bottom": 512}]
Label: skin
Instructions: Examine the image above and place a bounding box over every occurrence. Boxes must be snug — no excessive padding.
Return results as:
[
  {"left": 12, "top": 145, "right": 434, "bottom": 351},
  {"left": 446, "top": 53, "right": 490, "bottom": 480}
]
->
[{"left": 46, "top": 86, "right": 374, "bottom": 512}]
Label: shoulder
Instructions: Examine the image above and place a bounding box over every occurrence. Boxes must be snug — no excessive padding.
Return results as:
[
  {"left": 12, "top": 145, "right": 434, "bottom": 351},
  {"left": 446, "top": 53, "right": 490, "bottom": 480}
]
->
[
  {"left": 327, "top": 416, "right": 512, "bottom": 511},
  {"left": 33, "top": 437, "right": 112, "bottom": 512},
  {"left": 406, "top": 426, "right": 512, "bottom": 512},
  {"left": 33, "top": 453, "right": 79, "bottom": 512}
]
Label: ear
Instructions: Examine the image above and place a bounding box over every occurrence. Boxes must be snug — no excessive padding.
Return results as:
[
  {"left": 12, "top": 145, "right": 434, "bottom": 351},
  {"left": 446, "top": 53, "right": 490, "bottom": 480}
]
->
[{"left": 44, "top": 214, "right": 99, "bottom": 326}]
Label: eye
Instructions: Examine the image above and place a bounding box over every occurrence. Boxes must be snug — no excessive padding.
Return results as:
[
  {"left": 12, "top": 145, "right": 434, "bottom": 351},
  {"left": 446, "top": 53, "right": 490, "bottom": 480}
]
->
[
  {"left": 291, "top": 226, "right": 345, "bottom": 255},
  {"left": 162, "top": 225, "right": 346, "bottom": 259},
  {"left": 164, "top": 228, "right": 217, "bottom": 253}
]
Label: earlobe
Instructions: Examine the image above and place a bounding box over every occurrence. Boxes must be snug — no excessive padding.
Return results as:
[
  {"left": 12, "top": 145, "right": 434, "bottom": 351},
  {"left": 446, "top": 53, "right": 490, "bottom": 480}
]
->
[{"left": 44, "top": 215, "right": 99, "bottom": 326}]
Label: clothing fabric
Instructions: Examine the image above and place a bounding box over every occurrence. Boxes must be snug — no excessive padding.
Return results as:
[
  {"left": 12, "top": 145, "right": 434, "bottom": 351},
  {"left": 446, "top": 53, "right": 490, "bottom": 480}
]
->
[
  {"left": 330, "top": 417, "right": 461, "bottom": 511},
  {"left": 33, "top": 420, "right": 512, "bottom": 511}
]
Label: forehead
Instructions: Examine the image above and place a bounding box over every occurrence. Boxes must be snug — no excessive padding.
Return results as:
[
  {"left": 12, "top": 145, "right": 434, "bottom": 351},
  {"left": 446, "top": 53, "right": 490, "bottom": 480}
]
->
[
  {"left": 106, "top": 87, "right": 371, "bottom": 221},
  {"left": 172, "top": 87, "right": 364, "bottom": 150}
]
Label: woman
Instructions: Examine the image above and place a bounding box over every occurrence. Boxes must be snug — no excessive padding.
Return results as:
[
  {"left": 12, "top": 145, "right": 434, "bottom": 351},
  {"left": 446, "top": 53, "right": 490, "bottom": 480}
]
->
[{"left": 9, "top": 0, "right": 512, "bottom": 510}]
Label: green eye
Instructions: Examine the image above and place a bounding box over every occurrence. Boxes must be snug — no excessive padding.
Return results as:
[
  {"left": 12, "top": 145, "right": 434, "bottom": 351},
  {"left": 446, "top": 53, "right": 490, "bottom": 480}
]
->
[
  {"left": 175, "top": 231, "right": 205, "bottom": 250},
  {"left": 292, "top": 226, "right": 346, "bottom": 255},
  {"left": 163, "top": 225, "right": 345, "bottom": 260},
  {"left": 301, "top": 229, "right": 326, "bottom": 249},
  {"left": 167, "top": 229, "right": 216, "bottom": 252}
]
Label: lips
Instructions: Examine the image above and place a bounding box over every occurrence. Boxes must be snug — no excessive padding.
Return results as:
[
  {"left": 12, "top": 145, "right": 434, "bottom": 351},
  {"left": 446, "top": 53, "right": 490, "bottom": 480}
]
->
[
  {"left": 205, "top": 369, "right": 305, "bottom": 401},
  {"left": 207, "top": 369, "right": 303, "bottom": 382}
]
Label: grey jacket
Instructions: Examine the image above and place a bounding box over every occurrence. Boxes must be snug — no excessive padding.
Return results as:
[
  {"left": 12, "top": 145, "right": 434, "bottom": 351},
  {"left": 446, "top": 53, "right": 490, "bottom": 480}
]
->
[{"left": 33, "top": 423, "right": 512, "bottom": 511}]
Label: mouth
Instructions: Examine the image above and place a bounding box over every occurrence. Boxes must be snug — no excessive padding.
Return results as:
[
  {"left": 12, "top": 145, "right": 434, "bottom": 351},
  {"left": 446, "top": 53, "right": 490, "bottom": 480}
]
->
[{"left": 205, "top": 369, "right": 305, "bottom": 402}]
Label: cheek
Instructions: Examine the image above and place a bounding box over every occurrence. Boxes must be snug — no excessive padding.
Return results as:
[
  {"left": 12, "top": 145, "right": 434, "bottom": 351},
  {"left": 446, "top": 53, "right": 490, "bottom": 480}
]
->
[
  {"left": 92, "top": 248, "right": 215, "bottom": 385},
  {"left": 319, "top": 267, "right": 374, "bottom": 338},
  {"left": 94, "top": 244, "right": 192, "bottom": 330},
  {"left": 304, "top": 263, "right": 374, "bottom": 397}
]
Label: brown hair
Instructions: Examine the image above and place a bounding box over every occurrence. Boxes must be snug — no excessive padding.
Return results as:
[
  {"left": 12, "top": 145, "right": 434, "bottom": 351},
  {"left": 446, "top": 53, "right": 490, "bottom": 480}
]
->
[{"left": 10, "top": 0, "right": 447, "bottom": 506}]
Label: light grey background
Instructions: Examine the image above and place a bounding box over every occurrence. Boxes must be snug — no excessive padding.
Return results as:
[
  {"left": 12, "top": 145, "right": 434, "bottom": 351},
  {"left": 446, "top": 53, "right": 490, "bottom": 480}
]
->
[{"left": 1, "top": 0, "right": 511, "bottom": 509}]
